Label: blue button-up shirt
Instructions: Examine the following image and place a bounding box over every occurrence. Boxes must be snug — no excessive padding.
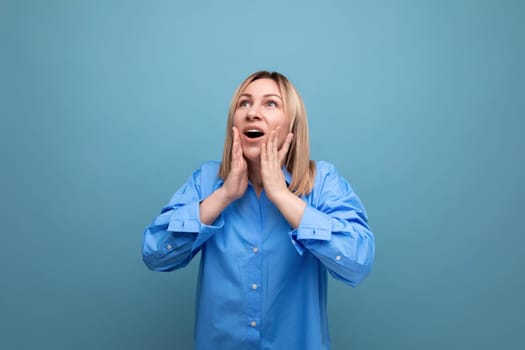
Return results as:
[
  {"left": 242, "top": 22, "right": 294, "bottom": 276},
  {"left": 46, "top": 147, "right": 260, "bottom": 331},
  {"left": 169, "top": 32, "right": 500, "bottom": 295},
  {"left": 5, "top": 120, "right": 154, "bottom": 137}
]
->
[{"left": 142, "top": 160, "right": 374, "bottom": 350}]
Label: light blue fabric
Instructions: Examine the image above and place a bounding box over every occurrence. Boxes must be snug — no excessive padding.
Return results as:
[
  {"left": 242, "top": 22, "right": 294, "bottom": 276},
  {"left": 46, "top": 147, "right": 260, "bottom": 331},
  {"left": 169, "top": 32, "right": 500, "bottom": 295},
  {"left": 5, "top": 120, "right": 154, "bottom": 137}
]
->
[{"left": 143, "top": 160, "right": 375, "bottom": 350}]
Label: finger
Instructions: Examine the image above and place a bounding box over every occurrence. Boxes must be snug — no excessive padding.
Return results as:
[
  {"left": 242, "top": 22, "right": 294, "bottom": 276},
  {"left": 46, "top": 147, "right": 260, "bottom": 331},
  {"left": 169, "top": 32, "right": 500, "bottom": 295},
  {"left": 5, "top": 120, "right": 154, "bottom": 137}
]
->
[
  {"left": 270, "top": 129, "right": 279, "bottom": 170},
  {"left": 231, "top": 127, "right": 238, "bottom": 161},
  {"left": 268, "top": 129, "right": 275, "bottom": 151},
  {"left": 267, "top": 127, "right": 278, "bottom": 166},
  {"left": 232, "top": 127, "right": 243, "bottom": 168},
  {"left": 278, "top": 133, "right": 293, "bottom": 165},
  {"left": 235, "top": 127, "right": 244, "bottom": 157},
  {"left": 261, "top": 142, "right": 267, "bottom": 169},
  {"left": 273, "top": 127, "right": 279, "bottom": 155},
  {"left": 233, "top": 126, "right": 240, "bottom": 146}
]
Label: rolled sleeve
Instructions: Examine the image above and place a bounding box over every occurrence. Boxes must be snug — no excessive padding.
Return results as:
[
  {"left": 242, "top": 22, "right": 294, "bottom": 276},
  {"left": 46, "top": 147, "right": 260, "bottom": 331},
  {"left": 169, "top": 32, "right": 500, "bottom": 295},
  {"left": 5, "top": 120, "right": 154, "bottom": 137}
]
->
[
  {"left": 193, "top": 216, "right": 224, "bottom": 250},
  {"left": 142, "top": 161, "right": 224, "bottom": 272},
  {"left": 166, "top": 200, "right": 224, "bottom": 251},
  {"left": 296, "top": 206, "right": 332, "bottom": 241},
  {"left": 287, "top": 161, "right": 375, "bottom": 286},
  {"left": 168, "top": 201, "right": 201, "bottom": 232}
]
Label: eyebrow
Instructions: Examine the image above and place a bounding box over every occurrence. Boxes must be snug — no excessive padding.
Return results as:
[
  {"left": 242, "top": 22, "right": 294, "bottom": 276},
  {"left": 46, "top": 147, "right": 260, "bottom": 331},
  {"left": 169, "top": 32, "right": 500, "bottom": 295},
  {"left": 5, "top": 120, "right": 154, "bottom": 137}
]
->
[{"left": 239, "top": 93, "right": 283, "bottom": 100}]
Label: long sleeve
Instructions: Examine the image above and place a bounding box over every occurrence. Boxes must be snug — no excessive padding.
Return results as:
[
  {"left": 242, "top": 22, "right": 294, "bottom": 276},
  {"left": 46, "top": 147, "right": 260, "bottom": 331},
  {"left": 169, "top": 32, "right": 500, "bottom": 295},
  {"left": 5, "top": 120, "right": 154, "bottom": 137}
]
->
[
  {"left": 290, "top": 162, "right": 375, "bottom": 287},
  {"left": 142, "top": 164, "right": 224, "bottom": 271}
]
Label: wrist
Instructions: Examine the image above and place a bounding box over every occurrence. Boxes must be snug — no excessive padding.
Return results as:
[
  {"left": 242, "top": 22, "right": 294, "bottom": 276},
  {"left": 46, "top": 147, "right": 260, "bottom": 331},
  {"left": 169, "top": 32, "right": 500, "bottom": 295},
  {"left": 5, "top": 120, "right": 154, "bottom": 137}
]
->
[
  {"left": 217, "top": 186, "right": 236, "bottom": 205},
  {"left": 268, "top": 187, "right": 292, "bottom": 205},
  {"left": 270, "top": 188, "right": 306, "bottom": 229}
]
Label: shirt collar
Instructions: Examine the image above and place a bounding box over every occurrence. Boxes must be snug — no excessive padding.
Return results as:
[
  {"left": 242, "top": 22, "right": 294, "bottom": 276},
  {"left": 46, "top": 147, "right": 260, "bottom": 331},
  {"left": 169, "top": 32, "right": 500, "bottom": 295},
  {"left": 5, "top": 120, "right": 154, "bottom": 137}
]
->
[{"left": 213, "top": 166, "right": 293, "bottom": 190}]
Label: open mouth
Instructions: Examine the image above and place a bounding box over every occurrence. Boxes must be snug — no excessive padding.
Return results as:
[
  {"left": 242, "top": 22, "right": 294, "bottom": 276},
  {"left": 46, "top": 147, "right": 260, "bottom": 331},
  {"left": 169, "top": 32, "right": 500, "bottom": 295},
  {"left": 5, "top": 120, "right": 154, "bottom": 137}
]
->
[{"left": 244, "top": 129, "right": 265, "bottom": 139}]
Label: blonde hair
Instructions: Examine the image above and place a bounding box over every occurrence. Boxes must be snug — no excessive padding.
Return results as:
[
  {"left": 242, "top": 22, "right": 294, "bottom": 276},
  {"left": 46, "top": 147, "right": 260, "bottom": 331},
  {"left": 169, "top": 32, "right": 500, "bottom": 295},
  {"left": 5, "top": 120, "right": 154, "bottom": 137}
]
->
[{"left": 219, "top": 71, "right": 315, "bottom": 196}]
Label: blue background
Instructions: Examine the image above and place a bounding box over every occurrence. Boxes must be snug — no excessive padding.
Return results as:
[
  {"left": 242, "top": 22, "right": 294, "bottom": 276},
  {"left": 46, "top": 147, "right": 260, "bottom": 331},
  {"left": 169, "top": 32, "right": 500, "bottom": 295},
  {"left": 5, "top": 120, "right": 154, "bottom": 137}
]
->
[{"left": 2, "top": 0, "right": 524, "bottom": 349}]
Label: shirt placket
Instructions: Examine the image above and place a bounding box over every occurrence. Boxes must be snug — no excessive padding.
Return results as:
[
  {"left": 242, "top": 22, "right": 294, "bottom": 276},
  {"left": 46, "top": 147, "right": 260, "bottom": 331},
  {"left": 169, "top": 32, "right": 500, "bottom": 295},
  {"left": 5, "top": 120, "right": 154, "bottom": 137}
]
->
[{"left": 244, "top": 190, "right": 263, "bottom": 347}]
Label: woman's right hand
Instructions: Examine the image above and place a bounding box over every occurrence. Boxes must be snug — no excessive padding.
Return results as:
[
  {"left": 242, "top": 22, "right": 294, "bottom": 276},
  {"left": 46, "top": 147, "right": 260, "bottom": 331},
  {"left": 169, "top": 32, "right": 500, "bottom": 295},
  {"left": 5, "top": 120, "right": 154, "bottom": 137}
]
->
[
  {"left": 200, "top": 127, "right": 247, "bottom": 225},
  {"left": 221, "top": 126, "right": 248, "bottom": 202}
]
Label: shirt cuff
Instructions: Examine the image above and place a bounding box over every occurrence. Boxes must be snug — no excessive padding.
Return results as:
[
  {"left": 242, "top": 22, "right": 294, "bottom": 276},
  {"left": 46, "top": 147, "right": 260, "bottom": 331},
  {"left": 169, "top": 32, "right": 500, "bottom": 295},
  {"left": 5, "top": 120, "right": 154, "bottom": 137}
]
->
[
  {"left": 193, "top": 217, "right": 224, "bottom": 250},
  {"left": 288, "top": 229, "right": 306, "bottom": 255},
  {"left": 295, "top": 206, "right": 332, "bottom": 241},
  {"left": 167, "top": 201, "right": 201, "bottom": 232},
  {"left": 166, "top": 201, "right": 224, "bottom": 250}
]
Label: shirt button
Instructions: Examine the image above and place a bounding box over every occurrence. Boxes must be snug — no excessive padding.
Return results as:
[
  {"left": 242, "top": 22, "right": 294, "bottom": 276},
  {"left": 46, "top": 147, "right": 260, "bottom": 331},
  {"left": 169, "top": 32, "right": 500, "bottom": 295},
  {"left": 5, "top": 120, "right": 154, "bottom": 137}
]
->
[
  {"left": 166, "top": 244, "right": 172, "bottom": 250},
  {"left": 251, "top": 321, "right": 257, "bottom": 327},
  {"left": 335, "top": 255, "right": 341, "bottom": 261},
  {"left": 251, "top": 283, "right": 258, "bottom": 290},
  {"left": 252, "top": 247, "right": 259, "bottom": 253}
]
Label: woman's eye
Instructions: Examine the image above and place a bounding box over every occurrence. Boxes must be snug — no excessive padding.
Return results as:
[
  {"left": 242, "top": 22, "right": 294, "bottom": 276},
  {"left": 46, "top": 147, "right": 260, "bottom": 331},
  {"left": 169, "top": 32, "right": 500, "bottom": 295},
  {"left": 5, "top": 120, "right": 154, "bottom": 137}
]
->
[
  {"left": 266, "top": 101, "right": 277, "bottom": 107},
  {"left": 239, "top": 100, "right": 251, "bottom": 108}
]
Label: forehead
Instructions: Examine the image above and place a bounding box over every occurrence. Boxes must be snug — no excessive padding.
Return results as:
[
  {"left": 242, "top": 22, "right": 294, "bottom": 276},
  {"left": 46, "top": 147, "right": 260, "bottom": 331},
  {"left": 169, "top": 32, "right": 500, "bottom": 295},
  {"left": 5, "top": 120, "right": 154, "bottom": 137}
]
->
[{"left": 242, "top": 78, "right": 281, "bottom": 96}]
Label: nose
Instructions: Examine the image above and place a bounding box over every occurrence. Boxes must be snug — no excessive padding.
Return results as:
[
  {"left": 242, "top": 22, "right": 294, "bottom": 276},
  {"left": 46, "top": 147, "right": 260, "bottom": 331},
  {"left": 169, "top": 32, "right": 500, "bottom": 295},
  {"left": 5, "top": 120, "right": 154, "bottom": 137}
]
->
[{"left": 246, "top": 105, "right": 261, "bottom": 120}]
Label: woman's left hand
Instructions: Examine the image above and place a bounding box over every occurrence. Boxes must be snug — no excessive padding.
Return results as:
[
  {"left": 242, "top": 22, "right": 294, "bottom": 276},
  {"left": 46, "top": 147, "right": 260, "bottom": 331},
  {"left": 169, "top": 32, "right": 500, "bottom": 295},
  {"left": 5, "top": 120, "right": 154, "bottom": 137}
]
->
[{"left": 261, "top": 127, "right": 293, "bottom": 203}]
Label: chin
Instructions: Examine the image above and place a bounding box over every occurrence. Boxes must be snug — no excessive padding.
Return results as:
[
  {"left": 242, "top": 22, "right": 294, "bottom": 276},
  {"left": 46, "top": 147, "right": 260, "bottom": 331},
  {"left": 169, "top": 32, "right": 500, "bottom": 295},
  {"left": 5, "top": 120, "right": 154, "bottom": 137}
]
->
[{"left": 242, "top": 148, "right": 261, "bottom": 162}]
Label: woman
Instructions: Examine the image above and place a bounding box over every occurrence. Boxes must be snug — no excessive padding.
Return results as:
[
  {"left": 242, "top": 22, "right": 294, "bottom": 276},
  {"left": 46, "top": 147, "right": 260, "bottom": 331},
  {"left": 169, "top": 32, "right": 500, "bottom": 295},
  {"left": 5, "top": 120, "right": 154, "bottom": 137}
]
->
[{"left": 142, "top": 71, "right": 375, "bottom": 349}]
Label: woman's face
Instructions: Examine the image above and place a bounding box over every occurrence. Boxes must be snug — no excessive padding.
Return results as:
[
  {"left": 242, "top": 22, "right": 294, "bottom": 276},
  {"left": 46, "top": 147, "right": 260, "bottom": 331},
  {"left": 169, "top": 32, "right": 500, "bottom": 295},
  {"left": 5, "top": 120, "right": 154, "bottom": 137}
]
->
[{"left": 233, "top": 78, "right": 290, "bottom": 163}]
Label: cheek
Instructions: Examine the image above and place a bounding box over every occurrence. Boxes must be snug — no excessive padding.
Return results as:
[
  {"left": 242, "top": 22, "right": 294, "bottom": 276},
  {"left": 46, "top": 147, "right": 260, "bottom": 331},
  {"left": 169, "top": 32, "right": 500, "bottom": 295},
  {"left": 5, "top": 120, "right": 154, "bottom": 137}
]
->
[
  {"left": 269, "top": 111, "right": 289, "bottom": 128},
  {"left": 232, "top": 112, "right": 242, "bottom": 127},
  {"left": 278, "top": 115, "right": 291, "bottom": 133},
  {"left": 276, "top": 129, "right": 289, "bottom": 147}
]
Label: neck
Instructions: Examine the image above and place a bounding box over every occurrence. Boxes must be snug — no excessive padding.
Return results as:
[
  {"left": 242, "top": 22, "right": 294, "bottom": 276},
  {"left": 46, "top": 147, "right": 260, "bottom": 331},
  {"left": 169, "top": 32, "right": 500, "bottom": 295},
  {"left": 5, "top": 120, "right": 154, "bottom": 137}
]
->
[{"left": 247, "top": 159, "right": 263, "bottom": 196}]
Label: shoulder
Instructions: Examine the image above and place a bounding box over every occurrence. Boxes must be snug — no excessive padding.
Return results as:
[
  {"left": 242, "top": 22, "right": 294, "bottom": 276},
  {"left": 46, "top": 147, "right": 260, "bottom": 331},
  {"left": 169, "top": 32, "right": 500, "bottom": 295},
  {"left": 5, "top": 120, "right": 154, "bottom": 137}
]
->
[
  {"left": 312, "top": 160, "right": 353, "bottom": 194},
  {"left": 195, "top": 161, "right": 222, "bottom": 197},
  {"left": 198, "top": 160, "right": 221, "bottom": 175},
  {"left": 193, "top": 160, "right": 222, "bottom": 183},
  {"left": 313, "top": 160, "right": 339, "bottom": 179}
]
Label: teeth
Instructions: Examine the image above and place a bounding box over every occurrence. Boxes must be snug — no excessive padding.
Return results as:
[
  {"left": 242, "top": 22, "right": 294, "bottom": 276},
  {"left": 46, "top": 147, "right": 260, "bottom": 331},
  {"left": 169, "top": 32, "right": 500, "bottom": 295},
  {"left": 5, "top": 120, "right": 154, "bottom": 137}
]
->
[{"left": 245, "top": 129, "right": 265, "bottom": 138}]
